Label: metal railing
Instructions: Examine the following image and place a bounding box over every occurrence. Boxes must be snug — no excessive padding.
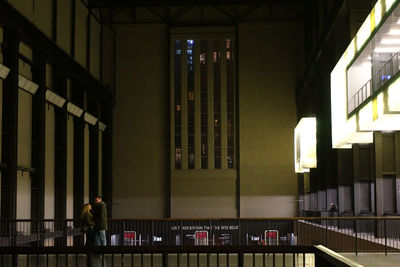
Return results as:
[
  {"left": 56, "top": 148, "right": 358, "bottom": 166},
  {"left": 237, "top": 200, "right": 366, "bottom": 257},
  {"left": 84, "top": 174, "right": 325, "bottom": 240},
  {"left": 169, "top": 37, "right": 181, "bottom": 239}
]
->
[
  {"left": 0, "top": 217, "right": 399, "bottom": 254},
  {"left": 350, "top": 51, "right": 400, "bottom": 114},
  {"left": 0, "top": 245, "right": 363, "bottom": 267}
]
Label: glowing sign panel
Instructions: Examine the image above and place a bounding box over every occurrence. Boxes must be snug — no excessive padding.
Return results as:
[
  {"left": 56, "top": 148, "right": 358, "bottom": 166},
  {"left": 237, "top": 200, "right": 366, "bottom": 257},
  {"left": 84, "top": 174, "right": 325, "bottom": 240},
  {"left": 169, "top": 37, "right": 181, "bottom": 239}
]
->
[{"left": 294, "top": 117, "right": 317, "bottom": 173}]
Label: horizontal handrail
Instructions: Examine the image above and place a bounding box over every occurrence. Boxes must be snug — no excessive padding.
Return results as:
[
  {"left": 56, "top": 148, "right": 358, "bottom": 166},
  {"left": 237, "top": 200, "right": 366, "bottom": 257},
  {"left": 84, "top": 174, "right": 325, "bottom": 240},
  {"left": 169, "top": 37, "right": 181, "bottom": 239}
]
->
[
  {"left": 315, "top": 245, "right": 364, "bottom": 267},
  {"left": 0, "top": 245, "right": 316, "bottom": 254},
  {"left": 0, "top": 216, "right": 398, "bottom": 222}
]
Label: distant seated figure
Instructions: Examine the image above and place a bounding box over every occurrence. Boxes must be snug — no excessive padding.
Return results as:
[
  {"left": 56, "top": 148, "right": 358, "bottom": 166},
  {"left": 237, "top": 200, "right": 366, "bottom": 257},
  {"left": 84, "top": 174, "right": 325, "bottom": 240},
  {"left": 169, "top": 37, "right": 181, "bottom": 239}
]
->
[{"left": 329, "top": 203, "right": 338, "bottom": 212}]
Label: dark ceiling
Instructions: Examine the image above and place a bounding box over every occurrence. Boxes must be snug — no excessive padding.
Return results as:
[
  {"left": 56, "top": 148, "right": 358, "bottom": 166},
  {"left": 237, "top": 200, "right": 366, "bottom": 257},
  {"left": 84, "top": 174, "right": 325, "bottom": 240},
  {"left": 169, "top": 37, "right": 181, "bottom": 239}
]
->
[{"left": 87, "top": 0, "right": 306, "bottom": 25}]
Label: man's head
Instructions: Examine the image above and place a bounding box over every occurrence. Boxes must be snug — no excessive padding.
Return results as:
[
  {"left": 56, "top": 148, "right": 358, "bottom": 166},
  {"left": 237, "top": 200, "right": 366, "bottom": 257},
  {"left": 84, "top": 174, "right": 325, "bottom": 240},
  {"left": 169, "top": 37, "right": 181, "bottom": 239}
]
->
[{"left": 94, "top": 196, "right": 102, "bottom": 204}]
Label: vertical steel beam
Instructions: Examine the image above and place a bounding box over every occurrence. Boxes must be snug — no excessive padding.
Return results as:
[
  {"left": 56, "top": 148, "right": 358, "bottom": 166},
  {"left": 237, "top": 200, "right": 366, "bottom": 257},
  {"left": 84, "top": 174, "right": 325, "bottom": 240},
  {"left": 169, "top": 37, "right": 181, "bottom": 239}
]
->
[
  {"left": 89, "top": 96, "right": 99, "bottom": 201},
  {"left": 54, "top": 67, "right": 68, "bottom": 246},
  {"left": 54, "top": 67, "right": 68, "bottom": 221},
  {"left": 73, "top": 85, "right": 85, "bottom": 219},
  {"left": 1, "top": 27, "right": 19, "bottom": 220},
  {"left": 235, "top": 24, "right": 240, "bottom": 217},
  {"left": 71, "top": 0, "right": 76, "bottom": 57},
  {"left": 31, "top": 48, "right": 46, "bottom": 220},
  {"left": 102, "top": 103, "right": 113, "bottom": 216},
  {"left": 86, "top": 9, "right": 91, "bottom": 70},
  {"left": 52, "top": 0, "right": 58, "bottom": 41}
]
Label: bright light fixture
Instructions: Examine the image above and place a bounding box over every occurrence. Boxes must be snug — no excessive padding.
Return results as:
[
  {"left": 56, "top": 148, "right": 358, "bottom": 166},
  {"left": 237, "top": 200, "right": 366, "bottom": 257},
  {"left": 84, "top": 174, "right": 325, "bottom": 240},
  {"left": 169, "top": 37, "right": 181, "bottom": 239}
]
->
[
  {"left": 45, "top": 89, "right": 66, "bottom": 108},
  {"left": 294, "top": 117, "right": 317, "bottom": 173},
  {"left": 374, "top": 47, "right": 400, "bottom": 53},
  {"left": 18, "top": 74, "right": 39, "bottom": 94},
  {"left": 67, "top": 102, "right": 83, "bottom": 117},
  {"left": 381, "top": 38, "right": 400, "bottom": 44},
  {"left": 389, "top": 29, "right": 400, "bottom": 35},
  {"left": 98, "top": 121, "right": 107, "bottom": 131},
  {"left": 0, "top": 64, "right": 10, "bottom": 79},
  {"left": 84, "top": 112, "right": 98, "bottom": 126}
]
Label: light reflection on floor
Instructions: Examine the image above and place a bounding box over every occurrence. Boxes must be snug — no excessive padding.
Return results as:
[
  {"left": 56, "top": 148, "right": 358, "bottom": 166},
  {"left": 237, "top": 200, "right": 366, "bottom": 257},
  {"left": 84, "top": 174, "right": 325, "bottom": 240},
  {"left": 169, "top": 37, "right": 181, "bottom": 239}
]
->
[{"left": 341, "top": 253, "right": 400, "bottom": 267}]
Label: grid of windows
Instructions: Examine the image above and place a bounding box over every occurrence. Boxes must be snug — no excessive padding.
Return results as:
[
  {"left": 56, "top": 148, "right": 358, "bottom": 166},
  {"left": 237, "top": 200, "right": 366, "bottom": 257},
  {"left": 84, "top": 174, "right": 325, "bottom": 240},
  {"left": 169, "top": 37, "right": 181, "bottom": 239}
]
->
[
  {"left": 174, "top": 40, "right": 182, "bottom": 169},
  {"left": 213, "top": 41, "right": 222, "bottom": 169},
  {"left": 172, "top": 37, "right": 235, "bottom": 170},
  {"left": 200, "top": 40, "right": 208, "bottom": 169},
  {"left": 226, "top": 39, "right": 235, "bottom": 169},
  {"left": 187, "top": 40, "right": 195, "bottom": 169}
]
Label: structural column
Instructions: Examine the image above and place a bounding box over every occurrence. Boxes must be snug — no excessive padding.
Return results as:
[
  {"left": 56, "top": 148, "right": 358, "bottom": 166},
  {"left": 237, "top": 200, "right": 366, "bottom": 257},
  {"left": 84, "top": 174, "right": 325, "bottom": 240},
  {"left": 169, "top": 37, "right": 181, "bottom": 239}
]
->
[
  {"left": 54, "top": 66, "right": 68, "bottom": 220},
  {"left": 89, "top": 96, "right": 99, "bottom": 201},
  {"left": 1, "top": 27, "right": 19, "bottom": 220},
  {"left": 395, "top": 132, "right": 400, "bottom": 214},
  {"left": 73, "top": 84, "right": 85, "bottom": 219},
  {"left": 31, "top": 48, "right": 46, "bottom": 219},
  {"left": 102, "top": 102, "right": 113, "bottom": 216},
  {"left": 337, "top": 149, "right": 353, "bottom": 215},
  {"left": 374, "top": 132, "right": 384, "bottom": 217}
]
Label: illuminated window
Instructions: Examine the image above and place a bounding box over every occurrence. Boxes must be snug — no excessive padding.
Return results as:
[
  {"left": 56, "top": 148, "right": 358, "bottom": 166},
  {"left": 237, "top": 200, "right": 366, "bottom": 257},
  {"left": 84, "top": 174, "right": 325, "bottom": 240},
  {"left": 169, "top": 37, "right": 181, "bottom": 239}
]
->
[
  {"left": 187, "top": 40, "right": 195, "bottom": 169},
  {"left": 226, "top": 39, "right": 235, "bottom": 168},
  {"left": 214, "top": 40, "right": 222, "bottom": 169},
  {"left": 200, "top": 53, "right": 206, "bottom": 64},
  {"left": 174, "top": 40, "right": 182, "bottom": 169},
  {"left": 188, "top": 91, "right": 194, "bottom": 101},
  {"left": 172, "top": 37, "right": 235, "bottom": 170},
  {"left": 226, "top": 39, "right": 231, "bottom": 49},
  {"left": 200, "top": 40, "right": 208, "bottom": 169}
]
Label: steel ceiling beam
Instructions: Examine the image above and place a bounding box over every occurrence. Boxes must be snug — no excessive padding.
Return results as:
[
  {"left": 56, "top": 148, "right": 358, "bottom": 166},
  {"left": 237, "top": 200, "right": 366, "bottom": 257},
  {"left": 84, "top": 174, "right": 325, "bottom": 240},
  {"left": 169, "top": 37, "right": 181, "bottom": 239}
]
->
[{"left": 89, "top": 0, "right": 305, "bottom": 9}]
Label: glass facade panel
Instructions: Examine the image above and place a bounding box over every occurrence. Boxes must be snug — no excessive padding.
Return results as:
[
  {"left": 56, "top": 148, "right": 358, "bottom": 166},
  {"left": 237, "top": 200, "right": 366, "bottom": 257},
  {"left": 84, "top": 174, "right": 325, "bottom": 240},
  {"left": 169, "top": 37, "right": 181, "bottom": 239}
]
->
[{"left": 347, "top": 5, "right": 400, "bottom": 114}]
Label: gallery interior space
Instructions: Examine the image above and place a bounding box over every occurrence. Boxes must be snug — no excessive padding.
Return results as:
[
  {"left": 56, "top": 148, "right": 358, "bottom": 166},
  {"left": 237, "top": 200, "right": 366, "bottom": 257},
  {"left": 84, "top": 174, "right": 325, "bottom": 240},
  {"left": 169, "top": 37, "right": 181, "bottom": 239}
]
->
[{"left": 2, "top": 0, "right": 400, "bottom": 266}]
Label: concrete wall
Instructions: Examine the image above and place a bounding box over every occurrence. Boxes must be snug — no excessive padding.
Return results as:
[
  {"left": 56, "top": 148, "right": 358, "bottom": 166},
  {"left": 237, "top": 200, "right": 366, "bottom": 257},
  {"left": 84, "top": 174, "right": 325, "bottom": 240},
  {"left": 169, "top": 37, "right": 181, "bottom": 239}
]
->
[
  {"left": 171, "top": 170, "right": 237, "bottom": 218},
  {"left": 113, "top": 25, "right": 169, "bottom": 218},
  {"left": 113, "top": 22, "right": 303, "bottom": 218},
  {"left": 238, "top": 23, "right": 303, "bottom": 217}
]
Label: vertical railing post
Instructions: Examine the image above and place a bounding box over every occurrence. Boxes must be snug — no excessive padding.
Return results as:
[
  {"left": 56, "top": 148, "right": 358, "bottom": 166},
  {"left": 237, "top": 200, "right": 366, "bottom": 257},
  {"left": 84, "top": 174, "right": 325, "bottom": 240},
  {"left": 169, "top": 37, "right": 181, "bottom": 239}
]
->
[
  {"left": 10, "top": 221, "right": 15, "bottom": 247},
  {"left": 151, "top": 221, "right": 154, "bottom": 246},
  {"left": 238, "top": 220, "right": 241, "bottom": 246},
  {"left": 87, "top": 250, "right": 92, "bottom": 267},
  {"left": 325, "top": 219, "right": 328, "bottom": 247},
  {"left": 238, "top": 252, "right": 243, "bottom": 267},
  {"left": 11, "top": 252, "right": 17, "bottom": 267},
  {"left": 384, "top": 219, "right": 387, "bottom": 255},
  {"left": 355, "top": 219, "right": 358, "bottom": 255},
  {"left": 163, "top": 252, "right": 168, "bottom": 267}
]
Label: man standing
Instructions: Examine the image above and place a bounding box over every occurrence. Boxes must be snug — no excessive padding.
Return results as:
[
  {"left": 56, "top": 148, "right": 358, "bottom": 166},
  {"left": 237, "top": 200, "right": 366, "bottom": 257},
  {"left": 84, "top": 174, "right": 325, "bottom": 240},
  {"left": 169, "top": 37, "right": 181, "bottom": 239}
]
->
[{"left": 93, "top": 195, "right": 108, "bottom": 246}]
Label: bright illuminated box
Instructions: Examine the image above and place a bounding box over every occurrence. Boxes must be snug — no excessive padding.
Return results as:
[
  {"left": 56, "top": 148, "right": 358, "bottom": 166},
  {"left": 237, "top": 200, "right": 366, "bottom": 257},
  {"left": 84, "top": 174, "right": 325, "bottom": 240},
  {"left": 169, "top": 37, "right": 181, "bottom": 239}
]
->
[{"left": 294, "top": 117, "right": 317, "bottom": 173}]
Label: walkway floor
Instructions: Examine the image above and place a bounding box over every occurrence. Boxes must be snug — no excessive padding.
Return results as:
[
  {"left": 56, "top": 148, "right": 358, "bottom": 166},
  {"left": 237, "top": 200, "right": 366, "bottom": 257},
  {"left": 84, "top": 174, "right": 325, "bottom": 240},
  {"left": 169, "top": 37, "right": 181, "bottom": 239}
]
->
[{"left": 341, "top": 253, "right": 400, "bottom": 266}]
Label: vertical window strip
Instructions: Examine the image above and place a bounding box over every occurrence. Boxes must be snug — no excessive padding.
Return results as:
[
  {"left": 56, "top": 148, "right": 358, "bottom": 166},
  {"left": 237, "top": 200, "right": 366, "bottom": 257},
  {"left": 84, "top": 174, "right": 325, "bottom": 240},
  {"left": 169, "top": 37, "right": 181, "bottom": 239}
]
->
[
  {"left": 213, "top": 41, "right": 222, "bottom": 169},
  {"left": 200, "top": 40, "right": 208, "bottom": 169},
  {"left": 172, "top": 37, "right": 235, "bottom": 171},
  {"left": 174, "top": 40, "right": 182, "bottom": 169},
  {"left": 187, "top": 40, "right": 195, "bottom": 169},
  {"left": 226, "top": 39, "right": 235, "bottom": 169}
]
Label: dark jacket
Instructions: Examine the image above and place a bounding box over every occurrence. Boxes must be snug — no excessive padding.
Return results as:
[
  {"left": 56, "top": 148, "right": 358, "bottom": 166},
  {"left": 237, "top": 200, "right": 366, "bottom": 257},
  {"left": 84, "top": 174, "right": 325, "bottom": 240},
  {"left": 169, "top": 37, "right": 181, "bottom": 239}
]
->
[
  {"left": 82, "top": 212, "right": 94, "bottom": 232},
  {"left": 93, "top": 201, "right": 108, "bottom": 231}
]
